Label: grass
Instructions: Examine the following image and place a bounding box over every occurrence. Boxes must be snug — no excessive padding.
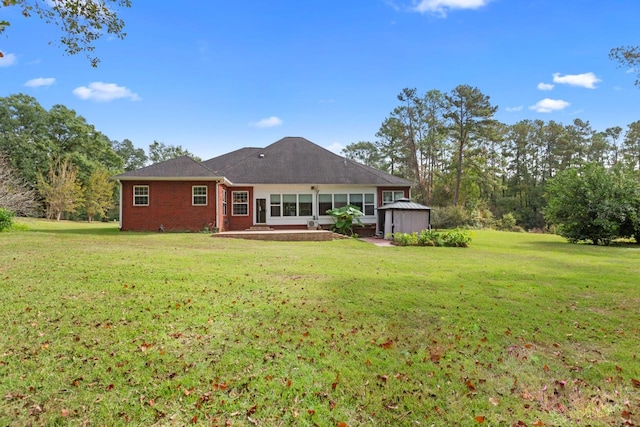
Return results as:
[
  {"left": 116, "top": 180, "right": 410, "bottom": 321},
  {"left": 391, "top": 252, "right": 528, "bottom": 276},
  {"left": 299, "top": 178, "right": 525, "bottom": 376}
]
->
[{"left": 1, "top": 219, "right": 639, "bottom": 426}]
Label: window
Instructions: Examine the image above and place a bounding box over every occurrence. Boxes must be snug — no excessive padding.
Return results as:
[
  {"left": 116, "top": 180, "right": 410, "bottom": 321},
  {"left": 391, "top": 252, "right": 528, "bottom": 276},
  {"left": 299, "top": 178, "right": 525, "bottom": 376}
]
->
[
  {"left": 270, "top": 194, "right": 281, "bottom": 217},
  {"left": 232, "top": 191, "right": 248, "bottom": 215},
  {"left": 334, "top": 194, "right": 348, "bottom": 209},
  {"left": 364, "top": 193, "right": 375, "bottom": 215},
  {"left": 299, "top": 194, "right": 313, "bottom": 216},
  {"left": 222, "top": 189, "right": 227, "bottom": 215},
  {"left": 133, "top": 185, "right": 149, "bottom": 206},
  {"left": 349, "top": 194, "right": 363, "bottom": 211},
  {"left": 383, "top": 190, "right": 405, "bottom": 204},
  {"left": 192, "top": 186, "right": 207, "bottom": 206},
  {"left": 283, "top": 194, "right": 297, "bottom": 216},
  {"left": 318, "top": 194, "right": 333, "bottom": 215}
]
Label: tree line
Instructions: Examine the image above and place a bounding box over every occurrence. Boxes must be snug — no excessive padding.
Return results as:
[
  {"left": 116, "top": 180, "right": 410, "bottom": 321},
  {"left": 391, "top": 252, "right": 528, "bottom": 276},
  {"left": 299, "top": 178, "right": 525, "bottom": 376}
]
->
[
  {"left": 342, "top": 86, "right": 640, "bottom": 240},
  {"left": 0, "top": 93, "right": 197, "bottom": 222}
]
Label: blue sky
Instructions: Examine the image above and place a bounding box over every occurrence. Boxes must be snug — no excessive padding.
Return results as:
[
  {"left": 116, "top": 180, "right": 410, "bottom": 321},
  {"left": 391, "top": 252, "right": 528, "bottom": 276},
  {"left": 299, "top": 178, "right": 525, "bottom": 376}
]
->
[{"left": 1, "top": 0, "right": 638, "bottom": 160}]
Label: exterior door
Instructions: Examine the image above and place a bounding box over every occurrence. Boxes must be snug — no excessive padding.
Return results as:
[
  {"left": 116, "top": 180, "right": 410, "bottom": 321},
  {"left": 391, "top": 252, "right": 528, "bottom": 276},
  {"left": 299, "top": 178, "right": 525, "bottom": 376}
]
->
[{"left": 256, "top": 198, "right": 267, "bottom": 224}]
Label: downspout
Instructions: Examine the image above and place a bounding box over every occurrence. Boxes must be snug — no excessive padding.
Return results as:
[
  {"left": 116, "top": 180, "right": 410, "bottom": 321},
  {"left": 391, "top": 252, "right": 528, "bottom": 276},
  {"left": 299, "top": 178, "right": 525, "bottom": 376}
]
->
[
  {"left": 215, "top": 180, "right": 219, "bottom": 231},
  {"left": 118, "top": 180, "right": 123, "bottom": 230}
]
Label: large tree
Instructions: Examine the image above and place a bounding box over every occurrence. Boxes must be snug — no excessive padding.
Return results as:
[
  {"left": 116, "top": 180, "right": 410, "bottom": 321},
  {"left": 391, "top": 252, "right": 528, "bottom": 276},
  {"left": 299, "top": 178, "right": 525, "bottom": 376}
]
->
[
  {"left": 148, "top": 141, "right": 201, "bottom": 164},
  {"left": 0, "top": 0, "right": 130, "bottom": 66},
  {"left": 37, "top": 158, "right": 84, "bottom": 220},
  {"left": 112, "top": 138, "right": 148, "bottom": 171},
  {"left": 84, "top": 168, "right": 115, "bottom": 222},
  {"left": 0, "top": 153, "right": 38, "bottom": 216},
  {"left": 544, "top": 163, "right": 640, "bottom": 245},
  {"left": 445, "top": 85, "right": 498, "bottom": 206}
]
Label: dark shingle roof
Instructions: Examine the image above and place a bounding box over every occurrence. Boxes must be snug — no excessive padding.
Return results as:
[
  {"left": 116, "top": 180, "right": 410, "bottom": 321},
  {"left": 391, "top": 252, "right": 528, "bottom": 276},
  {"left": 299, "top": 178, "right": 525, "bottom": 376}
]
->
[
  {"left": 113, "top": 155, "right": 219, "bottom": 180},
  {"left": 203, "top": 137, "right": 411, "bottom": 186},
  {"left": 113, "top": 137, "right": 411, "bottom": 187}
]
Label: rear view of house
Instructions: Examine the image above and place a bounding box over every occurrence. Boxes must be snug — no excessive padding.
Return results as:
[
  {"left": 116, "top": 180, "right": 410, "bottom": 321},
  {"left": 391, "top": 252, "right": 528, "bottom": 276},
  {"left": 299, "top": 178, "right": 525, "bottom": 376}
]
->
[{"left": 113, "top": 137, "right": 412, "bottom": 234}]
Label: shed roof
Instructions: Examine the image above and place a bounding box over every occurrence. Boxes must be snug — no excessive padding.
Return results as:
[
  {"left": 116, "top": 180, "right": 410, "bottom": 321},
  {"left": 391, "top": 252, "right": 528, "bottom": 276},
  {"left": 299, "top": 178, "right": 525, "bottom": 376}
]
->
[{"left": 377, "top": 198, "right": 431, "bottom": 210}]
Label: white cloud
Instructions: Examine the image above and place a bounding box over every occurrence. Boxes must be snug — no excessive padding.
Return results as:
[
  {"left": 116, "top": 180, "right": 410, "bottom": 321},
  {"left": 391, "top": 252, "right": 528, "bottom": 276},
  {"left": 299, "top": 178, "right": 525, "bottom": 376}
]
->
[
  {"left": 0, "top": 53, "right": 17, "bottom": 67},
  {"left": 412, "top": 0, "right": 491, "bottom": 15},
  {"left": 24, "top": 77, "right": 56, "bottom": 88},
  {"left": 250, "top": 116, "right": 283, "bottom": 128},
  {"left": 529, "top": 98, "right": 570, "bottom": 113},
  {"left": 326, "top": 142, "right": 345, "bottom": 154},
  {"left": 505, "top": 106, "right": 523, "bottom": 112},
  {"left": 537, "top": 82, "right": 554, "bottom": 91},
  {"left": 552, "top": 72, "right": 601, "bottom": 89},
  {"left": 72, "top": 82, "right": 141, "bottom": 102}
]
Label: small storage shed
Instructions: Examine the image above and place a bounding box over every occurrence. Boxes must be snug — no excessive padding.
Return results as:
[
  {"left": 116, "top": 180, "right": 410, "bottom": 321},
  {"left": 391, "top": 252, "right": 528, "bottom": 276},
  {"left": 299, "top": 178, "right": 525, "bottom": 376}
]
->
[{"left": 377, "top": 198, "right": 431, "bottom": 240}]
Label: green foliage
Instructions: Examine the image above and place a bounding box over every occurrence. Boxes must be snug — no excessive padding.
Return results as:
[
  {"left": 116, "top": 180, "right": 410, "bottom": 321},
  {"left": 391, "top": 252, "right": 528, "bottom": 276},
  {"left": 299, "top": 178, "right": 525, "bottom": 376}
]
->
[
  {"left": 392, "top": 228, "right": 471, "bottom": 247},
  {"left": 37, "top": 158, "right": 84, "bottom": 220},
  {"left": 0, "top": 94, "right": 128, "bottom": 216},
  {"left": 84, "top": 168, "right": 115, "bottom": 222},
  {"left": 112, "top": 138, "right": 148, "bottom": 171},
  {"left": 495, "top": 212, "right": 524, "bottom": 232},
  {"left": 610, "top": 45, "right": 640, "bottom": 87},
  {"left": 0, "top": 208, "right": 14, "bottom": 231},
  {"left": 431, "top": 205, "right": 472, "bottom": 229},
  {"left": 1, "top": 0, "right": 130, "bottom": 67},
  {"left": 148, "top": 140, "right": 201, "bottom": 164},
  {"left": 325, "top": 204, "right": 364, "bottom": 236},
  {"left": 544, "top": 163, "right": 640, "bottom": 245}
]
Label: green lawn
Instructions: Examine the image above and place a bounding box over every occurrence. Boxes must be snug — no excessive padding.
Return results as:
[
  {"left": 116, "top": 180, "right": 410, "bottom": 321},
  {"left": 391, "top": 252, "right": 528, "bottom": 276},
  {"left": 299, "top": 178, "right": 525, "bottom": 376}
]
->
[{"left": 1, "top": 219, "right": 639, "bottom": 426}]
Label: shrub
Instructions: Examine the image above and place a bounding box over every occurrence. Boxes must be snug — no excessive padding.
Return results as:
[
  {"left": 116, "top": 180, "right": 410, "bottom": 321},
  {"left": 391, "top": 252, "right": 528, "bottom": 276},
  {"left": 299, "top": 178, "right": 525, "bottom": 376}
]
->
[
  {"left": 0, "top": 208, "right": 15, "bottom": 232},
  {"left": 431, "top": 205, "right": 472, "bottom": 229},
  {"left": 392, "top": 228, "right": 471, "bottom": 247}
]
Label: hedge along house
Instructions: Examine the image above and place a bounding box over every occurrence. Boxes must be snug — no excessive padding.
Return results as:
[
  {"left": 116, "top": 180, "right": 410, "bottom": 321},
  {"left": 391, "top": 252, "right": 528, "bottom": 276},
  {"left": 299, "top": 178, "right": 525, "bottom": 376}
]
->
[
  {"left": 377, "top": 198, "right": 431, "bottom": 239},
  {"left": 113, "top": 137, "right": 412, "bottom": 233}
]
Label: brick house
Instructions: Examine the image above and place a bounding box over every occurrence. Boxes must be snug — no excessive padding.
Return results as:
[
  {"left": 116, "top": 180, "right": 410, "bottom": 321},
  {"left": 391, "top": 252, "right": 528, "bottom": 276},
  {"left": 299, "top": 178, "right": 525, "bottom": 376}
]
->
[{"left": 113, "top": 137, "right": 412, "bottom": 233}]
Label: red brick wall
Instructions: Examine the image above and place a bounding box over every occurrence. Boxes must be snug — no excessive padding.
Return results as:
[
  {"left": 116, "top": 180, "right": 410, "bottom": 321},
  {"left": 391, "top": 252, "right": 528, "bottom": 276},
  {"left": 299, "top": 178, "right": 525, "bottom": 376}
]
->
[
  {"left": 120, "top": 181, "right": 217, "bottom": 232},
  {"left": 224, "top": 186, "right": 253, "bottom": 231}
]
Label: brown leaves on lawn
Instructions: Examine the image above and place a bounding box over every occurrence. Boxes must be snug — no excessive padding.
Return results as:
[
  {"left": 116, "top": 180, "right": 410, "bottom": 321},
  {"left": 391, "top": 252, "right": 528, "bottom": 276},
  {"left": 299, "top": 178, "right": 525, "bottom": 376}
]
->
[{"left": 379, "top": 339, "right": 394, "bottom": 349}]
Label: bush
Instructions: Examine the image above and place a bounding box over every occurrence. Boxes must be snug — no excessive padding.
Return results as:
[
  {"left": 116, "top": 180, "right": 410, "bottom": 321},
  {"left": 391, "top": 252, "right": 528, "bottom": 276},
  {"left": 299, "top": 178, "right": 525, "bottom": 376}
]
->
[
  {"left": 431, "top": 205, "right": 472, "bottom": 229},
  {"left": 494, "top": 213, "right": 524, "bottom": 232},
  {"left": 0, "top": 208, "right": 15, "bottom": 232},
  {"left": 392, "top": 228, "right": 471, "bottom": 247}
]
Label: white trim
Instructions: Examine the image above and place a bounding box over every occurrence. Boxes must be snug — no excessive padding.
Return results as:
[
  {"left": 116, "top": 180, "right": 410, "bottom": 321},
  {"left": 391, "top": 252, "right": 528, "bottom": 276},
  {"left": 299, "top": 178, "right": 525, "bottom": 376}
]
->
[
  {"left": 192, "top": 185, "right": 208, "bottom": 206},
  {"left": 133, "top": 185, "right": 149, "bottom": 206},
  {"left": 231, "top": 190, "right": 249, "bottom": 216},
  {"left": 215, "top": 181, "right": 219, "bottom": 230}
]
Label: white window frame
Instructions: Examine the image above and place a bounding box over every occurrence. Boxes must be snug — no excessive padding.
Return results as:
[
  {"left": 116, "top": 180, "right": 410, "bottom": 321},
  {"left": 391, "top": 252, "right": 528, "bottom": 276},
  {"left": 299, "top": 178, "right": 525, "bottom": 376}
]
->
[
  {"left": 232, "top": 191, "right": 249, "bottom": 216},
  {"left": 192, "top": 185, "right": 208, "bottom": 206},
  {"left": 382, "top": 190, "right": 405, "bottom": 204},
  {"left": 133, "top": 185, "right": 149, "bottom": 206}
]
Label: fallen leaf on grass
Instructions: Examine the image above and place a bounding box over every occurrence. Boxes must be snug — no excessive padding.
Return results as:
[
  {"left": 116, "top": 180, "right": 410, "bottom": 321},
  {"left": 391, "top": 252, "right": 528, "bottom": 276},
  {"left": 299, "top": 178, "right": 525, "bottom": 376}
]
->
[
  {"left": 379, "top": 340, "right": 393, "bottom": 349},
  {"left": 632, "top": 378, "right": 640, "bottom": 388},
  {"left": 475, "top": 415, "right": 485, "bottom": 423},
  {"left": 489, "top": 397, "right": 499, "bottom": 406}
]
